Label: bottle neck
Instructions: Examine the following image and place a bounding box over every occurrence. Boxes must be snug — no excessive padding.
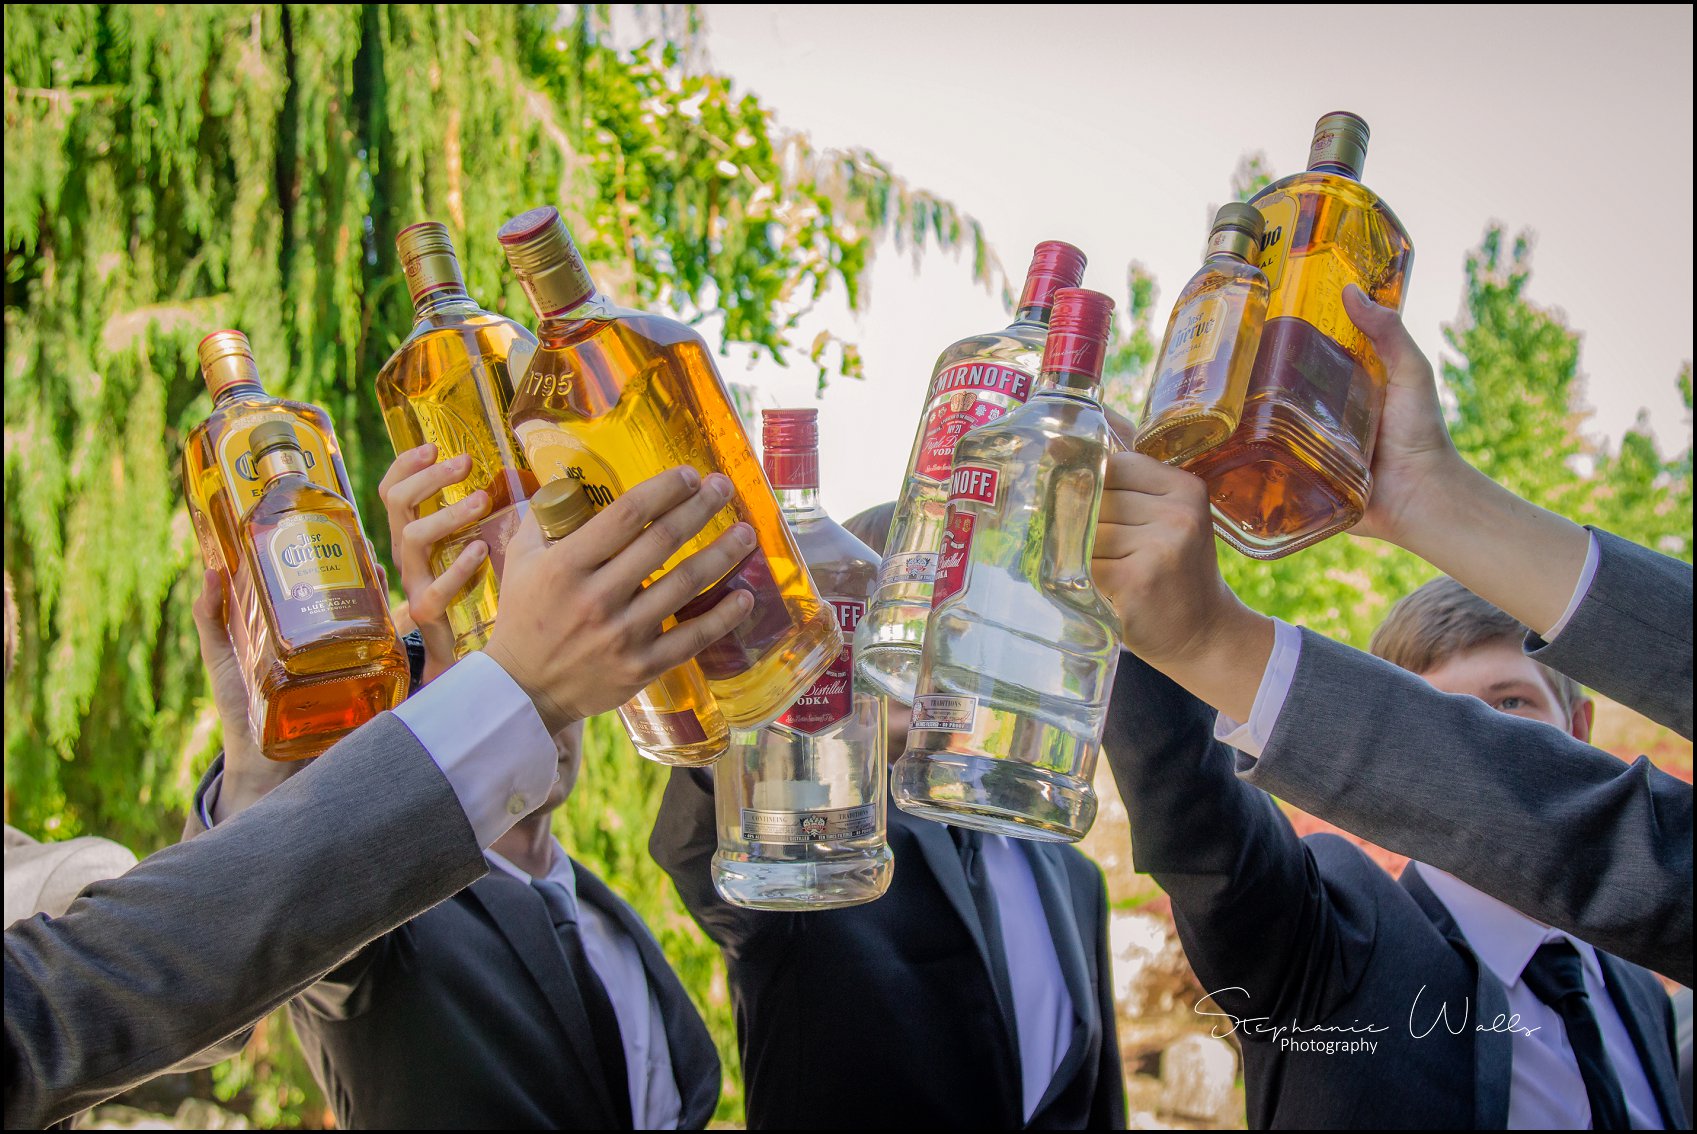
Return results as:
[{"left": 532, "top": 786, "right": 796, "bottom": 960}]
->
[
  {"left": 1307, "top": 160, "right": 1360, "bottom": 180},
  {"left": 1035, "top": 369, "right": 1102, "bottom": 397},
  {"left": 1203, "top": 226, "right": 1260, "bottom": 265},
  {"left": 773, "top": 485, "right": 825, "bottom": 519},
  {"left": 256, "top": 448, "right": 308, "bottom": 488},
  {"left": 213, "top": 381, "right": 266, "bottom": 406},
  {"left": 1013, "top": 303, "right": 1051, "bottom": 328},
  {"left": 412, "top": 285, "right": 476, "bottom": 320}
]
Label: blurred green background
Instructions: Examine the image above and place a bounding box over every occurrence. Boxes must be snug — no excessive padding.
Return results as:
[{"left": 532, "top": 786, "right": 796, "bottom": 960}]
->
[{"left": 4, "top": 3, "right": 1690, "bottom": 1128}]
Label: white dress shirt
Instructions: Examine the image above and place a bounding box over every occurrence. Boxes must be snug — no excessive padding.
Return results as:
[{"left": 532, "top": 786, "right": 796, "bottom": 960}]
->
[
  {"left": 981, "top": 834, "right": 1075, "bottom": 1122},
  {"left": 486, "top": 841, "right": 683, "bottom": 1130},
  {"left": 1217, "top": 530, "right": 1603, "bottom": 760},
  {"left": 1416, "top": 862, "right": 1665, "bottom": 1129}
]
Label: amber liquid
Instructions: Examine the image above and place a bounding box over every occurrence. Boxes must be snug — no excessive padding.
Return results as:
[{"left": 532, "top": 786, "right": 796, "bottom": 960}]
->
[
  {"left": 375, "top": 295, "right": 539, "bottom": 657},
  {"left": 238, "top": 468, "right": 408, "bottom": 761},
  {"left": 508, "top": 294, "right": 839, "bottom": 729},
  {"left": 1188, "top": 171, "right": 1413, "bottom": 558},
  {"left": 183, "top": 386, "right": 368, "bottom": 752},
  {"left": 1136, "top": 256, "right": 1267, "bottom": 466}
]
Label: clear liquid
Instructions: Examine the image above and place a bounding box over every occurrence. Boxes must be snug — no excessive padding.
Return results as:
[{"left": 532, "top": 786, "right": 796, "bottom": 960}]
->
[{"left": 892, "top": 387, "right": 1121, "bottom": 842}]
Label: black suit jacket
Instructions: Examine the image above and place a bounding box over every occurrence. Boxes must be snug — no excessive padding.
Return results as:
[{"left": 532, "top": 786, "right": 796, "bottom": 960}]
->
[
  {"left": 1105, "top": 650, "right": 1687, "bottom": 1129},
  {"left": 650, "top": 768, "right": 1126, "bottom": 1130},
  {"left": 186, "top": 760, "right": 721, "bottom": 1130}
]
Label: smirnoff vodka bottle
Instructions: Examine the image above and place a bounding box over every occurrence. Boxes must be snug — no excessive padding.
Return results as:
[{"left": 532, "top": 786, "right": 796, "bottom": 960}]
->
[
  {"left": 892, "top": 289, "right": 1122, "bottom": 842},
  {"left": 854, "top": 241, "right": 1086, "bottom": 705},
  {"left": 711, "top": 409, "right": 893, "bottom": 909}
]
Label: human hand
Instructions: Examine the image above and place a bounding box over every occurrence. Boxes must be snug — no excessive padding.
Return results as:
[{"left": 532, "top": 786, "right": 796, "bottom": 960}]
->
[
  {"left": 377, "top": 445, "right": 493, "bottom": 685},
  {"left": 483, "top": 467, "right": 756, "bottom": 736},
  {"left": 1091, "top": 453, "right": 1271, "bottom": 721},
  {"left": 191, "top": 569, "right": 299, "bottom": 821},
  {"left": 1342, "top": 285, "right": 1465, "bottom": 546}
]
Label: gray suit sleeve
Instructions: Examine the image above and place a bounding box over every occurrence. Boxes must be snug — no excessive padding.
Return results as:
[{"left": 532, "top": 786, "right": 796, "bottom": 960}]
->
[
  {"left": 1242, "top": 629, "right": 1693, "bottom": 986},
  {"left": 1527, "top": 528, "right": 1693, "bottom": 739},
  {"left": 3, "top": 713, "right": 488, "bottom": 1129}
]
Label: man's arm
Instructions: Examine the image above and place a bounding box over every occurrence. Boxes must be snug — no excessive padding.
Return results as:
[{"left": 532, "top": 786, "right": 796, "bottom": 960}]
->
[
  {"left": 1103, "top": 650, "right": 1371, "bottom": 1029},
  {"left": 1241, "top": 629, "right": 1694, "bottom": 986},
  {"left": 4, "top": 714, "right": 486, "bottom": 1130},
  {"left": 1526, "top": 528, "right": 1692, "bottom": 739}
]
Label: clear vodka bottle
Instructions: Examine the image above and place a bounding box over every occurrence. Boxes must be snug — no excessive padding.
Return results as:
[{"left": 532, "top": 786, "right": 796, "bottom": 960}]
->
[
  {"left": 853, "top": 241, "right": 1086, "bottom": 706},
  {"left": 892, "top": 289, "right": 1122, "bottom": 842},
  {"left": 711, "top": 409, "right": 893, "bottom": 909}
]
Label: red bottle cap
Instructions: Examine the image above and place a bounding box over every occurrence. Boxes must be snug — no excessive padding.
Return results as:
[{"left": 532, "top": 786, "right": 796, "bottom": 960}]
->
[
  {"left": 1017, "top": 241, "right": 1088, "bottom": 312},
  {"left": 762, "top": 408, "right": 819, "bottom": 490},
  {"left": 1041, "top": 288, "right": 1116, "bottom": 381}
]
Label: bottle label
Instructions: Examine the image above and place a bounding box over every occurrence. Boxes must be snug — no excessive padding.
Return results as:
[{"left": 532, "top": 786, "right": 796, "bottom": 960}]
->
[
  {"left": 621, "top": 705, "right": 710, "bottom": 749},
  {"left": 268, "top": 513, "right": 367, "bottom": 602},
  {"left": 914, "top": 362, "right": 1034, "bottom": 481},
  {"left": 1162, "top": 294, "right": 1227, "bottom": 374},
  {"left": 511, "top": 422, "right": 620, "bottom": 511},
  {"left": 910, "top": 693, "right": 978, "bottom": 733},
  {"left": 1255, "top": 194, "right": 1298, "bottom": 290},
  {"left": 878, "top": 552, "right": 937, "bottom": 588},
  {"left": 740, "top": 803, "right": 877, "bottom": 845},
  {"left": 775, "top": 599, "right": 863, "bottom": 735},
  {"left": 218, "top": 412, "right": 338, "bottom": 509},
  {"left": 931, "top": 464, "right": 997, "bottom": 606}
]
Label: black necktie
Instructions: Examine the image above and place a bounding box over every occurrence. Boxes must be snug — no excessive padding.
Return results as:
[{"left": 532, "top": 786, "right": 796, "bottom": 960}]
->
[
  {"left": 951, "top": 826, "right": 1023, "bottom": 1069},
  {"left": 532, "top": 878, "right": 634, "bottom": 1129},
  {"left": 1520, "top": 940, "right": 1631, "bottom": 1130}
]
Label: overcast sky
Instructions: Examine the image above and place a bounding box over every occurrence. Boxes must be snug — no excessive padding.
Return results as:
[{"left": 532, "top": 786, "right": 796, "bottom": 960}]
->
[{"left": 689, "top": 4, "right": 1694, "bottom": 521}]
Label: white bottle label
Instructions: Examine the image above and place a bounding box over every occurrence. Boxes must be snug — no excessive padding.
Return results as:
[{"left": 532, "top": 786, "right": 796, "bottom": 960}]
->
[{"left": 910, "top": 693, "right": 978, "bottom": 733}]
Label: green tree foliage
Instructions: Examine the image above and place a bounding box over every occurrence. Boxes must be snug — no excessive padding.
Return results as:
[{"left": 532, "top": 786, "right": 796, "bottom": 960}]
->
[{"left": 3, "top": 4, "right": 994, "bottom": 1125}]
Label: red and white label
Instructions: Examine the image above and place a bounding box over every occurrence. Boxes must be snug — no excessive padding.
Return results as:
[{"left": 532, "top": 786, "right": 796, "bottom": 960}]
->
[
  {"left": 776, "top": 598, "right": 864, "bottom": 735},
  {"left": 931, "top": 507, "right": 977, "bottom": 606},
  {"left": 914, "top": 362, "right": 1035, "bottom": 481},
  {"left": 948, "top": 464, "right": 1000, "bottom": 505}
]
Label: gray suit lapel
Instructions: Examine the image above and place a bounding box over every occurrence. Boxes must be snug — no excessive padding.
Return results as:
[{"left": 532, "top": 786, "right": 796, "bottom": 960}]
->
[
  {"left": 571, "top": 862, "right": 720, "bottom": 1129},
  {"left": 1019, "top": 841, "right": 1096, "bottom": 1121},
  {"left": 465, "top": 874, "right": 622, "bottom": 1127},
  {"left": 1399, "top": 864, "right": 1511, "bottom": 1129},
  {"left": 1595, "top": 951, "right": 1687, "bottom": 1127}
]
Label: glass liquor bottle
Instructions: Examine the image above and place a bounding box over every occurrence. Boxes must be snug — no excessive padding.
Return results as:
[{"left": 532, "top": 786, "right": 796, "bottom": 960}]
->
[
  {"left": 1186, "top": 112, "right": 1414, "bottom": 558},
  {"left": 529, "top": 477, "right": 730, "bottom": 767},
  {"left": 183, "top": 330, "right": 363, "bottom": 700},
  {"left": 499, "top": 205, "right": 839, "bottom": 729},
  {"left": 1135, "top": 204, "right": 1269, "bottom": 465},
  {"left": 892, "top": 289, "right": 1122, "bottom": 842},
  {"left": 711, "top": 409, "right": 892, "bottom": 910},
  {"left": 236, "top": 421, "right": 408, "bottom": 760},
  {"left": 854, "top": 241, "right": 1087, "bottom": 706},
  {"left": 374, "top": 221, "right": 540, "bottom": 657}
]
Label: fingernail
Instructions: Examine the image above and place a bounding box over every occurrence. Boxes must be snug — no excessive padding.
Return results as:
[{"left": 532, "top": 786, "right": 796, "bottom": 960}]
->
[
  {"left": 469, "top": 540, "right": 489, "bottom": 560},
  {"left": 707, "top": 473, "right": 732, "bottom": 499},
  {"left": 733, "top": 522, "right": 755, "bottom": 547},
  {"left": 735, "top": 590, "right": 755, "bottom": 611},
  {"left": 679, "top": 467, "right": 701, "bottom": 489}
]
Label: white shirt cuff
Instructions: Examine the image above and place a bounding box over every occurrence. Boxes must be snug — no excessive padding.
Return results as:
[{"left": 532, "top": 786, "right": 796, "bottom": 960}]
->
[
  {"left": 392, "top": 650, "right": 558, "bottom": 848},
  {"left": 1213, "top": 618, "right": 1303, "bottom": 760},
  {"left": 1542, "top": 530, "right": 1601, "bottom": 642}
]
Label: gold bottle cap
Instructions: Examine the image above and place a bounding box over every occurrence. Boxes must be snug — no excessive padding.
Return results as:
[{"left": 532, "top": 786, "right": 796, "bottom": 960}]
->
[
  {"left": 1205, "top": 203, "right": 1265, "bottom": 260},
  {"left": 1307, "top": 111, "right": 1370, "bottom": 178},
  {"left": 496, "top": 206, "right": 597, "bottom": 318},
  {"left": 531, "top": 477, "right": 596, "bottom": 541},
  {"left": 396, "top": 221, "right": 468, "bottom": 306},
  {"left": 197, "top": 329, "right": 263, "bottom": 399},
  {"left": 248, "top": 419, "right": 302, "bottom": 463}
]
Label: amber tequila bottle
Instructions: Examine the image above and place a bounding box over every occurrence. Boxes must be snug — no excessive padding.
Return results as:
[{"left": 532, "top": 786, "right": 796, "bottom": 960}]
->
[
  {"left": 236, "top": 421, "right": 408, "bottom": 760},
  {"left": 374, "top": 222, "right": 539, "bottom": 657},
  {"left": 530, "top": 477, "right": 729, "bottom": 766},
  {"left": 183, "top": 330, "right": 363, "bottom": 711},
  {"left": 1136, "top": 204, "right": 1269, "bottom": 465},
  {"left": 855, "top": 241, "right": 1086, "bottom": 706},
  {"left": 1188, "top": 112, "right": 1414, "bottom": 558},
  {"left": 499, "top": 206, "right": 839, "bottom": 729},
  {"left": 711, "top": 410, "right": 892, "bottom": 909},
  {"left": 892, "top": 290, "right": 1122, "bottom": 842}
]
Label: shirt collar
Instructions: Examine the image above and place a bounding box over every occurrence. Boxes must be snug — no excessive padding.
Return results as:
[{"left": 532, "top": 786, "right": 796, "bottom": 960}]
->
[
  {"left": 484, "top": 837, "right": 576, "bottom": 896},
  {"left": 1413, "top": 861, "right": 1606, "bottom": 989}
]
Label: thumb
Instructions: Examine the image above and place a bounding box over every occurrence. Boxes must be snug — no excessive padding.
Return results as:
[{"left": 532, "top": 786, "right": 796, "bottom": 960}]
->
[
  {"left": 500, "top": 509, "right": 545, "bottom": 586},
  {"left": 1342, "top": 284, "right": 1425, "bottom": 385},
  {"left": 192, "top": 569, "right": 237, "bottom": 666}
]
